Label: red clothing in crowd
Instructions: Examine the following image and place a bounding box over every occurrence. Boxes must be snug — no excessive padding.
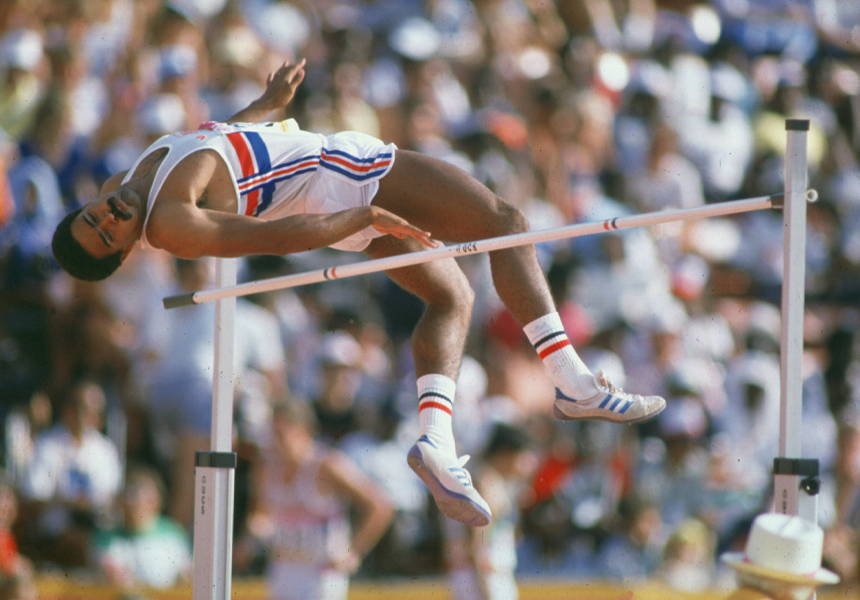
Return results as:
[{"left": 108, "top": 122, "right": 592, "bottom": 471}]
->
[{"left": 0, "top": 529, "right": 20, "bottom": 574}]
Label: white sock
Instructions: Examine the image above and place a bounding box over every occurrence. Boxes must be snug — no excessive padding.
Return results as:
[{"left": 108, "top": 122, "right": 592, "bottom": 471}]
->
[
  {"left": 524, "top": 312, "right": 598, "bottom": 400},
  {"left": 417, "top": 374, "right": 457, "bottom": 457}
]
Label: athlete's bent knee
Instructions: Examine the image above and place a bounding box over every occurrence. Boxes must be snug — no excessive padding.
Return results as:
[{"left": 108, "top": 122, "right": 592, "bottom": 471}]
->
[
  {"left": 491, "top": 200, "right": 530, "bottom": 237},
  {"left": 431, "top": 271, "right": 475, "bottom": 318}
]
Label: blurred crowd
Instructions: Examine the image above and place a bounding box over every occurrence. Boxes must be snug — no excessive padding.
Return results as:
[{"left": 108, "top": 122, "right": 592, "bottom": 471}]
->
[{"left": 1, "top": 0, "right": 860, "bottom": 598}]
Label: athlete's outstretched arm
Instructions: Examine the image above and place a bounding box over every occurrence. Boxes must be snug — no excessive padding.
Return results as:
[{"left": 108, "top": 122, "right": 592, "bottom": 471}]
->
[
  {"left": 147, "top": 202, "right": 436, "bottom": 260},
  {"left": 226, "top": 59, "right": 306, "bottom": 124}
]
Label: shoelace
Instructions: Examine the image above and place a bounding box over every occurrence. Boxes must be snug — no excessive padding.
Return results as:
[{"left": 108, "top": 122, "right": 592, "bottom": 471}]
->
[
  {"left": 594, "top": 369, "right": 621, "bottom": 395},
  {"left": 594, "top": 370, "right": 646, "bottom": 402}
]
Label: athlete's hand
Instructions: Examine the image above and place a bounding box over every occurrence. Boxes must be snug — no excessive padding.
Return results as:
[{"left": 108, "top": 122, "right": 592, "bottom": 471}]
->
[
  {"left": 225, "top": 59, "right": 306, "bottom": 124},
  {"left": 369, "top": 207, "right": 438, "bottom": 248},
  {"left": 257, "top": 59, "right": 306, "bottom": 111}
]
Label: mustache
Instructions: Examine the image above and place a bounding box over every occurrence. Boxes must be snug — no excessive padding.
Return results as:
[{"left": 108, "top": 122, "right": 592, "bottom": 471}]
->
[{"left": 108, "top": 196, "right": 133, "bottom": 221}]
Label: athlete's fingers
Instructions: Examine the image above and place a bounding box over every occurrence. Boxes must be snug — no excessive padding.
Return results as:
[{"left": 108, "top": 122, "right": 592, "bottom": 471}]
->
[
  {"left": 414, "top": 234, "right": 439, "bottom": 248},
  {"left": 412, "top": 235, "right": 439, "bottom": 248},
  {"left": 271, "top": 62, "right": 293, "bottom": 80},
  {"left": 371, "top": 209, "right": 437, "bottom": 247},
  {"left": 405, "top": 228, "right": 438, "bottom": 248},
  {"left": 285, "top": 59, "right": 306, "bottom": 85}
]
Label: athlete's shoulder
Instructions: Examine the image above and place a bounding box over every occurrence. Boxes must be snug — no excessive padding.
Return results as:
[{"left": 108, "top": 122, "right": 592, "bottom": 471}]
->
[{"left": 101, "top": 170, "right": 129, "bottom": 195}]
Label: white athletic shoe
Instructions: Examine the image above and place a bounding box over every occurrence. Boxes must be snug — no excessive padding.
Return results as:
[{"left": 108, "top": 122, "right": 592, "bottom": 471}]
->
[
  {"left": 553, "top": 369, "right": 666, "bottom": 424},
  {"left": 407, "top": 436, "right": 491, "bottom": 527}
]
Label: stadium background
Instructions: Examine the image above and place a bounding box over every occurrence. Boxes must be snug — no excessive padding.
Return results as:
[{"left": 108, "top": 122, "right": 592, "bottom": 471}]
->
[{"left": 1, "top": 0, "right": 860, "bottom": 598}]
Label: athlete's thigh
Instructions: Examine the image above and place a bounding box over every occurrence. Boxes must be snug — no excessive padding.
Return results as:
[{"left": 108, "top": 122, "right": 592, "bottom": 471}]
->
[
  {"left": 372, "top": 150, "right": 515, "bottom": 243},
  {"left": 363, "top": 234, "right": 471, "bottom": 305}
]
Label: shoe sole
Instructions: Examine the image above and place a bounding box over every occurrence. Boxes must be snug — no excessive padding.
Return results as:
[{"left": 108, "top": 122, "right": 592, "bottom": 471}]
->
[
  {"left": 407, "top": 445, "right": 491, "bottom": 527},
  {"left": 552, "top": 401, "right": 666, "bottom": 424}
]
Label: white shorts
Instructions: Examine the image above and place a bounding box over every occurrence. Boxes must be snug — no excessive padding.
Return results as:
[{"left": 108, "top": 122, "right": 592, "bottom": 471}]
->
[
  {"left": 304, "top": 131, "right": 397, "bottom": 252},
  {"left": 267, "top": 561, "right": 349, "bottom": 600},
  {"left": 304, "top": 173, "right": 385, "bottom": 252}
]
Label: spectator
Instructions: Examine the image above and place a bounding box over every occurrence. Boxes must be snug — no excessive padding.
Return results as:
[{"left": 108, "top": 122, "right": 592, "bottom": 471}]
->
[
  {"left": 91, "top": 465, "right": 192, "bottom": 591},
  {"left": 636, "top": 397, "right": 711, "bottom": 532},
  {"left": 0, "top": 474, "right": 29, "bottom": 578},
  {"left": 444, "top": 422, "right": 536, "bottom": 600},
  {"left": 593, "top": 493, "right": 664, "bottom": 582},
  {"left": 714, "top": 314, "right": 783, "bottom": 494},
  {"left": 18, "top": 80, "right": 91, "bottom": 209},
  {"left": 237, "top": 399, "right": 394, "bottom": 600},
  {"left": 0, "top": 571, "right": 36, "bottom": 600},
  {"left": 308, "top": 331, "right": 367, "bottom": 446},
  {"left": 339, "top": 392, "right": 432, "bottom": 577},
  {"left": 18, "top": 379, "right": 122, "bottom": 568},
  {"left": 626, "top": 122, "right": 704, "bottom": 213},
  {"left": 137, "top": 258, "right": 216, "bottom": 531},
  {"left": 2, "top": 146, "right": 64, "bottom": 289},
  {"left": 658, "top": 518, "right": 718, "bottom": 593},
  {"left": 675, "top": 61, "right": 754, "bottom": 200},
  {"left": 0, "top": 29, "right": 45, "bottom": 142},
  {"left": 822, "top": 407, "right": 860, "bottom": 585}
]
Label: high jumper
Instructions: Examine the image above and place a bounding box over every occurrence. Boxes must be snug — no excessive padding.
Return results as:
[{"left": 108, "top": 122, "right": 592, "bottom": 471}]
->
[{"left": 51, "top": 59, "right": 665, "bottom": 527}]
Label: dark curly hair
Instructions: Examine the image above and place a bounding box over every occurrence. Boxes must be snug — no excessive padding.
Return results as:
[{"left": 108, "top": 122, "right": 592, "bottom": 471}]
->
[{"left": 51, "top": 208, "right": 123, "bottom": 281}]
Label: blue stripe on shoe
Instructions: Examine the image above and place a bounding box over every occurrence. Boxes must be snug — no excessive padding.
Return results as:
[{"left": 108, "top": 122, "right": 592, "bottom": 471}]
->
[
  {"left": 608, "top": 397, "right": 623, "bottom": 411},
  {"left": 449, "top": 468, "right": 472, "bottom": 486},
  {"left": 417, "top": 435, "right": 437, "bottom": 448},
  {"left": 598, "top": 394, "right": 613, "bottom": 409},
  {"left": 618, "top": 400, "right": 633, "bottom": 414},
  {"left": 555, "top": 388, "right": 577, "bottom": 403}
]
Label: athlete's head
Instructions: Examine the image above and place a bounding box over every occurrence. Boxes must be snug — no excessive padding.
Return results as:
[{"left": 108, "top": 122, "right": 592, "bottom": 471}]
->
[
  {"left": 52, "top": 208, "right": 123, "bottom": 281},
  {"left": 51, "top": 186, "right": 143, "bottom": 281}
]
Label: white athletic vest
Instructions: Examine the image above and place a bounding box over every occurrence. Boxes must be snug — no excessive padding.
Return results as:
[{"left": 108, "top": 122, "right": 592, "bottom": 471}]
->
[
  {"left": 121, "top": 120, "right": 395, "bottom": 251},
  {"left": 262, "top": 444, "right": 351, "bottom": 566}
]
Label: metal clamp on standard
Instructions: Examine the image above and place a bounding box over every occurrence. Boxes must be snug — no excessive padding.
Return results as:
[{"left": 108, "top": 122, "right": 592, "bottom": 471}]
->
[{"left": 195, "top": 451, "right": 237, "bottom": 469}]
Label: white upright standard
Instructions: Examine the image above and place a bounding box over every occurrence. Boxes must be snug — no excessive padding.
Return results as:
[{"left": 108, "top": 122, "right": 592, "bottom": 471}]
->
[
  {"left": 192, "top": 257, "right": 238, "bottom": 600},
  {"left": 773, "top": 119, "right": 820, "bottom": 526}
]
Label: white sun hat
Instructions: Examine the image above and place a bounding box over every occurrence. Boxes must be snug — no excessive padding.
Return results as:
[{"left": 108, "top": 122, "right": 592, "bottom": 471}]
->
[
  {"left": 721, "top": 513, "right": 839, "bottom": 587},
  {"left": 318, "top": 331, "right": 361, "bottom": 368}
]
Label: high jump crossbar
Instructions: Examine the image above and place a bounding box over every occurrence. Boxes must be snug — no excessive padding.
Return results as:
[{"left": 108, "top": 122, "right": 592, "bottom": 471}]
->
[{"left": 163, "top": 190, "right": 816, "bottom": 309}]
